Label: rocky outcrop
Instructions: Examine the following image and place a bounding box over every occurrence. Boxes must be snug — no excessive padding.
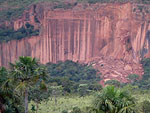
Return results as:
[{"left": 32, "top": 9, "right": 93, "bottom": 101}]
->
[
  {"left": 87, "top": 56, "right": 144, "bottom": 85},
  {"left": 1, "top": 2, "right": 150, "bottom": 82}
]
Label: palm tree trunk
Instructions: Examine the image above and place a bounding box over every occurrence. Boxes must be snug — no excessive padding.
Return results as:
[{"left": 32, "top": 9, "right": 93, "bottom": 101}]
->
[
  {"left": 36, "top": 102, "right": 38, "bottom": 113},
  {"left": 55, "top": 95, "right": 57, "bottom": 105},
  {"left": 25, "top": 88, "right": 28, "bottom": 113}
]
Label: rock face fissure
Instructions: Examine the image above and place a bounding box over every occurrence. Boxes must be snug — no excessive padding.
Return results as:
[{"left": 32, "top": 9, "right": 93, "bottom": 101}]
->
[{"left": 0, "top": 2, "right": 149, "bottom": 82}]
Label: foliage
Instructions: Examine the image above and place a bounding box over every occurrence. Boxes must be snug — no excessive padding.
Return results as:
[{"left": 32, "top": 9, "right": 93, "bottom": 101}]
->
[
  {"left": 87, "top": 0, "right": 108, "bottom": 4},
  {"left": 29, "top": 95, "right": 94, "bottom": 113},
  {"left": 29, "top": 84, "right": 51, "bottom": 103},
  {"left": 10, "top": 56, "right": 47, "bottom": 92},
  {"left": 2, "top": 57, "right": 150, "bottom": 113},
  {"left": 29, "top": 84, "right": 51, "bottom": 113},
  {"left": 1, "top": 0, "right": 150, "bottom": 23},
  {"left": 0, "top": 67, "right": 24, "bottom": 113},
  {"left": 140, "top": 100, "right": 150, "bottom": 113},
  {"left": 10, "top": 56, "right": 47, "bottom": 113},
  {"left": 46, "top": 60, "right": 101, "bottom": 94},
  {"left": 0, "top": 23, "right": 39, "bottom": 42},
  {"left": 78, "top": 84, "right": 89, "bottom": 96},
  {"left": 0, "top": 57, "right": 102, "bottom": 112},
  {"left": 105, "top": 80, "right": 121, "bottom": 87},
  {"left": 70, "top": 107, "right": 82, "bottom": 113},
  {"left": 78, "top": 0, "right": 150, "bottom": 4},
  {"left": 28, "top": 89, "right": 150, "bottom": 113},
  {"left": 61, "top": 110, "right": 68, "bottom": 113},
  {"left": 132, "top": 58, "right": 150, "bottom": 89},
  {"left": 53, "top": 2, "right": 76, "bottom": 9},
  {"left": 91, "top": 85, "right": 136, "bottom": 113},
  {"left": 0, "top": 8, "right": 25, "bottom": 23},
  {"left": 127, "top": 74, "right": 139, "bottom": 83}
]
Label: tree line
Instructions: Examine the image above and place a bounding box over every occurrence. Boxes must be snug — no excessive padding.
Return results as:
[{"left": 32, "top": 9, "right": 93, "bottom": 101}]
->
[{"left": 0, "top": 56, "right": 150, "bottom": 113}]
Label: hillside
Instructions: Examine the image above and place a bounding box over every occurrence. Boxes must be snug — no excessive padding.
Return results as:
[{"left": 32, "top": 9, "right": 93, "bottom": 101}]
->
[{"left": 1, "top": 1, "right": 150, "bottom": 82}]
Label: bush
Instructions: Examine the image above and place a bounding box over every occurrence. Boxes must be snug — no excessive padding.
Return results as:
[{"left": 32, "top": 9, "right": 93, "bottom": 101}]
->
[
  {"left": 88, "top": 0, "right": 107, "bottom": 4},
  {"left": 61, "top": 110, "right": 68, "bottom": 113},
  {"left": 70, "top": 107, "right": 81, "bottom": 113},
  {"left": 127, "top": 74, "right": 139, "bottom": 82},
  {"left": 53, "top": 3, "right": 72, "bottom": 9},
  {"left": 132, "top": 58, "right": 150, "bottom": 89},
  {"left": 141, "top": 100, "right": 150, "bottom": 113},
  {"left": 105, "top": 79, "right": 121, "bottom": 87}
]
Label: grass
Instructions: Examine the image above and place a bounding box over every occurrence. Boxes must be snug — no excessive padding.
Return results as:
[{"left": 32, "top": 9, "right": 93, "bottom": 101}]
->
[
  {"left": 29, "top": 90, "right": 150, "bottom": 113},
  {"left": 133, "top": 90, "right": 150, "bottom": 103},
  {"left": 29, "top": 95, "right": 94, "bottom": 113}
]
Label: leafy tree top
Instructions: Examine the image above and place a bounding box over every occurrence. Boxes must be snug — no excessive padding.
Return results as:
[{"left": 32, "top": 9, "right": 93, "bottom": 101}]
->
[{"left": 10, "top": 56, "right": 47, "bottom": 91}]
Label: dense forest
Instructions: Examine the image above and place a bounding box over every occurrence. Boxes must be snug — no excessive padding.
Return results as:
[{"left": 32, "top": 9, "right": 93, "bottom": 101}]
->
[{"left": 0, "top": 56, "right": 150, "bottom": 113}]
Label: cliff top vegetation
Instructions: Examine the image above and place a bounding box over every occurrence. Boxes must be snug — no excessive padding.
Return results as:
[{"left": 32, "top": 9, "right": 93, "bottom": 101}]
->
[{"left": 0, "top": 0, "right": 150, "bottom": 23}]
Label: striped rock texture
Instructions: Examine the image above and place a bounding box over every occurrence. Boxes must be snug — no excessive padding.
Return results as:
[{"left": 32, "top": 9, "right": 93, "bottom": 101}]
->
[{"left": 1, "top": 2, "right": 150, "bottom": 82}]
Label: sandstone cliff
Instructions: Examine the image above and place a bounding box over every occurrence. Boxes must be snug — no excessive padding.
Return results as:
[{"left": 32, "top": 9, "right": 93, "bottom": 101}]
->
[{"left": 1, "top": 2, "right": 149, "bottom": 82}]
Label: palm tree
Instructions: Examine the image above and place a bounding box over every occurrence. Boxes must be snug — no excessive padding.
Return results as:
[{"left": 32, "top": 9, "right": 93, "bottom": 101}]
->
[
  {"left": 0, "top": 67, "right": 23, "bottom": 113},
  {"left": 91, "top": 85, "right": 136, "bottom": 113},
  {"left": 10, "top": 56, "right": 47, "bottom": 113},
  {"left": 0, "top": 67, "right": 8, "bottom": 113}
]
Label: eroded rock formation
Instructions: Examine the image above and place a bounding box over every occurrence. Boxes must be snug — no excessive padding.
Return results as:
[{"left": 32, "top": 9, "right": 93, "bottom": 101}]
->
[{"left": 1, "top": 2, "right": 150, "bottom": 82}]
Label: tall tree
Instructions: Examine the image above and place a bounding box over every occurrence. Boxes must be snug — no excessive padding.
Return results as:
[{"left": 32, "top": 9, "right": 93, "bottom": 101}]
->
[{"left": 10, "top": 56, "right": 47, "bottom": 113}]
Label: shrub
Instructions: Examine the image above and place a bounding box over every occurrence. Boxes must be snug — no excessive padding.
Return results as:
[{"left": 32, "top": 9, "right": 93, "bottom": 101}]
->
[
  {"left": 127, "top": 74, "right": 139, "bottom": 82},
  {"left": 53, "top": 3, "right": 72, "bottom": 9},
  {"left": 61, "top": 110, "right": 68, "bottom": 113},
  {"left": 70, "top": 107, "right": 81, "bottom": 113},
  {"left": 105, "top": 79, "right": 121, "bottom": 87}
]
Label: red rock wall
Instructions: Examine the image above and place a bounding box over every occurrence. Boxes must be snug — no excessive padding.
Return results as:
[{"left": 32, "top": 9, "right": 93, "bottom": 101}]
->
[{"left": 0, "top": 3, "right": 149, "bottom": 79}]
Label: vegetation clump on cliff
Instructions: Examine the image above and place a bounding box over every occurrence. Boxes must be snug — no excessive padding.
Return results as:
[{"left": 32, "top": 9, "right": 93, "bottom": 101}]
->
[{"left": 0, "top": 23, "right": 39, "bottom": 42}]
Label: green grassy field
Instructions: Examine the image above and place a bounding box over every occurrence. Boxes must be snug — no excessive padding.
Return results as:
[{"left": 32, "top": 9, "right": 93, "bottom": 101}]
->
[
  {"left": 29, "top": 95, "right": 94, "bottom": 113},
  {"left": 29, "top": 91, "right": 150, "bottom": 113}
]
